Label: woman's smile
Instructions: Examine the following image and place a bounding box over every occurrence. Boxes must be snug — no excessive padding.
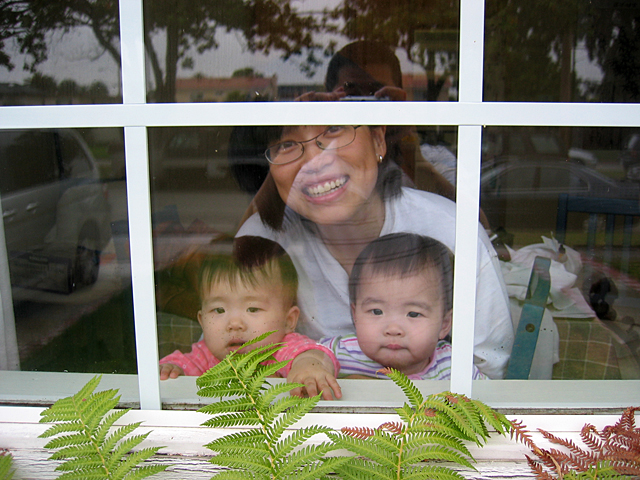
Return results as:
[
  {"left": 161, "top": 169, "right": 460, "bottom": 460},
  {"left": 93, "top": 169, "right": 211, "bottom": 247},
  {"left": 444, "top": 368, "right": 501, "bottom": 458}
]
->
[{"left": 304, "top": 175, "right": 348, "bottom": 198}]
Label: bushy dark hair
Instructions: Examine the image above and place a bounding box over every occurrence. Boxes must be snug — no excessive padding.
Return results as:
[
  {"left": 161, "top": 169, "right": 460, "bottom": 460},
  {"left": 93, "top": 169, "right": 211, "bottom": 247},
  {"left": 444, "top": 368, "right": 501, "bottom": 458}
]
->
[
  {"left": 198, "top": 236, "right": 298, "bottom": 307},
  {"left": 325, "top": 40, "right": 403, "bottom": 91},
  {"left": 349, "top": 233, "right": 453, "bottom": 312}
]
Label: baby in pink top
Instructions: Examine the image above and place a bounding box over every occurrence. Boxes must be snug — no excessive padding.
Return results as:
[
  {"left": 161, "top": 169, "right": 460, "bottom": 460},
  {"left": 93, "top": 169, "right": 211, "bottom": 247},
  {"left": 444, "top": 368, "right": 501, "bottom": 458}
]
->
[{"left": 159, "top": 236, "right": 341, "bottom": 400}]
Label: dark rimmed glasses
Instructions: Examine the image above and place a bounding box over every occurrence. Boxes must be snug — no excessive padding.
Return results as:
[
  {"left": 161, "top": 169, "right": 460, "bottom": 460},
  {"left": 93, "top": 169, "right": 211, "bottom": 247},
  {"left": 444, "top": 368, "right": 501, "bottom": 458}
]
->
[{"left": 265, "top": 126, "right": 362, "bottom": 165}]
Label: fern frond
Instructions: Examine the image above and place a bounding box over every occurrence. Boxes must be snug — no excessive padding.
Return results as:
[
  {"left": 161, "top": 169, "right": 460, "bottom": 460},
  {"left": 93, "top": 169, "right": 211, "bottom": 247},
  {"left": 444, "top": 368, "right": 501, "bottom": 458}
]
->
[
  {"left": 341, "top": 426, "right": 377, "bottom": 440},
  {"left": 280, "top": 455, "right": 351, "bottom": 480},
  {"left": 255, "top": 380, "right": 301, "bottom": 410},
  {"left": 271, "top": 425, "right": 334, "bottom": 460},
  {"left": 206, "top": 429, "right": 267, "bottom": 451},
  {"left": 265, "top": 395, "right": 320, "bottom": 441},
  {"left": 262, "top": 393, "right": 313, "bottom": 427},
  {"left": 39, "top": 375, "right": 167, "bottom": 480},
  {"left": 334, "top": 458, "right": 395, "bottom": 480},
  {"left": 274, "top": 442, "right": 336, "bottom": 478},
  {"left": 329, "top": 432, "right": 398, "bottom": 470},
  {"left": 404, "top": 431, "right": 471, "bottom": 458},
  {"left": 201, "top": 411, "right": 262, "bottom": 429},
  {"left": 0, "top": 451, "right": 16, "bottom": 480},
  {"left": 208, "top": 452, "right": 272, "bottom": 475},
  {"left": 381, "top": 367, "right": 424, "bottom": 407},
  {"left": 207, "top": 471, "right": 256, "bottom": 480},
  {"left": 403, "top": 445, "right": 475, "bottom": 470},
  {"left": 402, "top": 463, "right": 466, "bottom": 480}
]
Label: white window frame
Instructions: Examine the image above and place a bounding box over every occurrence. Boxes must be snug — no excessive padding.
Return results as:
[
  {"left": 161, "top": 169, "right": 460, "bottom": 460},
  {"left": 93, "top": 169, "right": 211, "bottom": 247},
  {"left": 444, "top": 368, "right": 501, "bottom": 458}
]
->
[{"left": 0, "top": 0, "right": 639, "bottom": 417}]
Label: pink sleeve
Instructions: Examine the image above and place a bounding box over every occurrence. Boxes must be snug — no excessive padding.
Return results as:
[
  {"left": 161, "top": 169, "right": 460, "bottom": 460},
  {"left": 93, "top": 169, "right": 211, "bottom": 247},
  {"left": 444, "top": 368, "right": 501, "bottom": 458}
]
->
[
  {"left": 159, "top": 340, "right": 220, "bottom": 376},
  {"left": 274, "top": 332, "right": 340, "bottom": 377}
]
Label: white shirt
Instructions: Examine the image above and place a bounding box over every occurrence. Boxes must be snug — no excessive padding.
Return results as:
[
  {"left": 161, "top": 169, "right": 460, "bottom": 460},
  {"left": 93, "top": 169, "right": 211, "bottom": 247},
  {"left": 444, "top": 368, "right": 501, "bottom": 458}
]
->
[{"left": 237, "top": 187, "right": 514, "bottom": 379}]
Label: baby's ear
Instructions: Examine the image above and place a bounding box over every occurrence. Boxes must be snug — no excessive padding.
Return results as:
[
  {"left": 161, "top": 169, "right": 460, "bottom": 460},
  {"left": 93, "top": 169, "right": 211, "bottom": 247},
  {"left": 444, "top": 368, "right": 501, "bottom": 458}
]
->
[
  {"left": 284, "top": 305, "right": 300, "bottom": 333},
  {"left": 197, "top": 310, "right": 203, "bottom": 327},
  {"left": 439, "top": 309, "right": 453, "bottom": 340}
]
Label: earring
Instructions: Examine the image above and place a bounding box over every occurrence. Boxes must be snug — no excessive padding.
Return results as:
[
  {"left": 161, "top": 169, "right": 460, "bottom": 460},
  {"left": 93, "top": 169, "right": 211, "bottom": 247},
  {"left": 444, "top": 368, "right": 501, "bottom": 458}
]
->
[{"left": 377, "top": 154, "right": 383, "bottom": 163}]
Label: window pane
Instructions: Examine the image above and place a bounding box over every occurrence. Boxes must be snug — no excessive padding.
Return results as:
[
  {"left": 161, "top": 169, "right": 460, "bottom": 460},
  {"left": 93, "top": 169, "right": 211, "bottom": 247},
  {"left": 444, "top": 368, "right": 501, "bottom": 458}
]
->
[
  {"left": 0, "top": 128, "right": 135, "bottom": 376},
  {"left": 484, "top": 1, "right": 640, "bottom": 103},
  {"left": 143, "top": 0, "right": 460, "bottom": 103},
  {"left": 481, "top": 126, "right": 640, "bottom": 380},
  {"left": 0, "top": 3, "right": 122, "bottom": 106},
  {"left": 152, "top": 125, "right": 502, "bottom": 398}
]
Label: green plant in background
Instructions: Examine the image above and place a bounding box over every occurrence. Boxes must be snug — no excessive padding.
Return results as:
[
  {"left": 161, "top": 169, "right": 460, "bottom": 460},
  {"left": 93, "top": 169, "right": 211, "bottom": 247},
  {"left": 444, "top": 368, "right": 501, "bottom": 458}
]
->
[
  {"left": 0, "top": 449, "right": 15, "bottom": 480},
  {"left": 39, "top": 375, "right": 167, "bottom": 480},
  {"left": 197, "top": 332, "right": 349, "bottom": 479},
  {"left": 329, "top": 367, "right": 512, "bottom": 480}
]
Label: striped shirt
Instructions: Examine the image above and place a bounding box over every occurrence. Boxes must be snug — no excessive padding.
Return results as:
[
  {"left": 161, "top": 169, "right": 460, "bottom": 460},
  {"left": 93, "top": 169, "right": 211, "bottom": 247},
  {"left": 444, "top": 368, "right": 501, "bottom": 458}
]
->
[
  {"left": 160, "top": 332, "right": 339, "bottom": 377},
  {"left": 320, "top": 336, "right": 487, "bottom": 380}
]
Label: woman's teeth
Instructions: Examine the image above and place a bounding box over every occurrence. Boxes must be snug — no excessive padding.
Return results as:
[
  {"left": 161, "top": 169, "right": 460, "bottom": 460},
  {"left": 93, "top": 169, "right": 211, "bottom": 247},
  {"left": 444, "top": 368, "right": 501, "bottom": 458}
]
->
[{"left": 307, "top": 177, "right": 346, "bottom": 197}]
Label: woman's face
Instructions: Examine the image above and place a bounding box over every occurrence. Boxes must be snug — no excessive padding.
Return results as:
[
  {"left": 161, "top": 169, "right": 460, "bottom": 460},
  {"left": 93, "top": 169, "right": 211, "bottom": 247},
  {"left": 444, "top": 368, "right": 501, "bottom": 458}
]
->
[{"left": 269, "top": 126, "right": 387, "bottom": 226}]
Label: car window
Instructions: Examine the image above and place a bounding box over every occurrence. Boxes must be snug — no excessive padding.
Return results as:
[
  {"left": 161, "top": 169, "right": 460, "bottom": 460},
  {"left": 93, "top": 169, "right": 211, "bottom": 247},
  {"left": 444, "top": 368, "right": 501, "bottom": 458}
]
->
[
  {"left": 58, "top": 131, "right": 93, "bottom": 178},
  {"left": 0, "top": 131, "right": 57, "bottom": 194},
  {"left": 538, "top": 167, "right": 586, "bottom": 190},
  {"left": 496, "top": 165, "right": 537, "bottom": 191},
  {"left": 530, "top": 134, "right": 563, "bottom": 155}
]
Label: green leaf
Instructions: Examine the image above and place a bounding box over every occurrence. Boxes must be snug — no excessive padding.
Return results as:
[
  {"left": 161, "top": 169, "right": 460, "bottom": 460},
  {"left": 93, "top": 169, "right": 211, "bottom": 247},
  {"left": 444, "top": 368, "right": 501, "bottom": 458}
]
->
[{"left": 0, "top": 452, "right": 16, "bottom": 480}]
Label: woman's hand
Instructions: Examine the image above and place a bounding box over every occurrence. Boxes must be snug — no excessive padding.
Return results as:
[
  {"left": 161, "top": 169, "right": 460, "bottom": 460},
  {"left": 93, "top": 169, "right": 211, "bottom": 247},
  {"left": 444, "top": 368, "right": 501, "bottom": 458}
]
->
[
  {"left": 159, "top": 363, "right": 184, "bottom": 380},
  {"left": 288, "top": 350, "right": 342, "bottom": 400}
]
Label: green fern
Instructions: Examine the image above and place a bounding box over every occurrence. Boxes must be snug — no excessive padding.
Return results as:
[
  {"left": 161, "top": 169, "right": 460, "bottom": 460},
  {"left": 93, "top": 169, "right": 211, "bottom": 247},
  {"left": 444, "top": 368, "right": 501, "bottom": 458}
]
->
[
  {"left": 38, "top": 375, "right": 167, "bottom": 480},
  {"left": 197, "top": 331, "right": 350, "bottom": 479},
  {"left": 329, "top": 367, "right": 513, "bottom": 480},
  {"left": 0, "top": 449, "right": 16, "bottom": 480}
]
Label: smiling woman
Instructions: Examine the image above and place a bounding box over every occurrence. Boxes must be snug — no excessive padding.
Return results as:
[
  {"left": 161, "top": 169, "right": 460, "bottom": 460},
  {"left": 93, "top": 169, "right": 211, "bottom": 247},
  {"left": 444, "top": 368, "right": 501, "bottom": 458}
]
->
[{"left": 236, "top": 124, "right": 514, "bottom": 380}]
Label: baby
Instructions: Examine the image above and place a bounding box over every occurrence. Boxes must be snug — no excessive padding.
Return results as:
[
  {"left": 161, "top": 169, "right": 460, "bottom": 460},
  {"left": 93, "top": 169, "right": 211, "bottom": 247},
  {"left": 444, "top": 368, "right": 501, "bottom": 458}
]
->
[
  {"left": 159, "top": 236, "right": 341, "bottom": 399},
  {"left": 321, "top": 232, "right": 486, "bottom": 380}
]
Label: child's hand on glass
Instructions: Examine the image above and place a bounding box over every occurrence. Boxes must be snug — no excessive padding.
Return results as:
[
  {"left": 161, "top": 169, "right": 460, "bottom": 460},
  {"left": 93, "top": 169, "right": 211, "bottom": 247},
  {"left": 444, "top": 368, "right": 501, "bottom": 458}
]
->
[
  {"left": 287, "top": 350, "right": 342, "bottom": 401},
  {"left": 159, "top": 363, "right": 184, "bottom": 380}
]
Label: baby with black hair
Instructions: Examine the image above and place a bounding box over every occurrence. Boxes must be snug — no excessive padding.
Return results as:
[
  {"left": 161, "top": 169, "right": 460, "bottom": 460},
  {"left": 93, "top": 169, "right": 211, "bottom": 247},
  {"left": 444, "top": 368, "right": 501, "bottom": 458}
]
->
[{"left": 320, "top": 232, "right": 486, "bottom": 380}]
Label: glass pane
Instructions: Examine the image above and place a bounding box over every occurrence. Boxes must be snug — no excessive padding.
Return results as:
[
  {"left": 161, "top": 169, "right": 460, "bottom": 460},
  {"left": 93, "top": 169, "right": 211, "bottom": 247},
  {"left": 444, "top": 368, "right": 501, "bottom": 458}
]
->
[
  {"left": 481, "top": 126, "right": 640, "bottom": 380},
  {"left": 143, "top": 0, "right": 460, "bottom": 103},
  {"left": 0, "top": 128, "right": 135, "bottom": 375},
  {"left": 153, "top": 125, "right": 502, "bottom": 399},
  {"left": 0, "top": 3, "right": 122, "bottom": 106},
  {"left": 484, "top": 1, "right": 640, "bottom": 103}
]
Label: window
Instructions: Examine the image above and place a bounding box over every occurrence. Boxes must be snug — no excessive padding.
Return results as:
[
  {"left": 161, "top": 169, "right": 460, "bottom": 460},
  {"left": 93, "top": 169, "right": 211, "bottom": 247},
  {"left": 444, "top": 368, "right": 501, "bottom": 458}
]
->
[{"left": 1, "top": 0, "right": 639, "bottom": 415}]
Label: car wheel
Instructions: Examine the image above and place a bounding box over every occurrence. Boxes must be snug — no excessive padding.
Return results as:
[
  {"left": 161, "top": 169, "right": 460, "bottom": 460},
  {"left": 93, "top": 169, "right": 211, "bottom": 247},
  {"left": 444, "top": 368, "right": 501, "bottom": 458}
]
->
[{"left": 72, "top": 227, "right": 100, "bottom": 291}]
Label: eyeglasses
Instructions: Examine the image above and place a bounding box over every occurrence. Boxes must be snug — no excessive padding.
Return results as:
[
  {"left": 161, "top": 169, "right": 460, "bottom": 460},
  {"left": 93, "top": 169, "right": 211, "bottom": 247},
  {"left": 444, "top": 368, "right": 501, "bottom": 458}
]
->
[{"left": 265, "top": 126, "right": 362, "bottom": 165}]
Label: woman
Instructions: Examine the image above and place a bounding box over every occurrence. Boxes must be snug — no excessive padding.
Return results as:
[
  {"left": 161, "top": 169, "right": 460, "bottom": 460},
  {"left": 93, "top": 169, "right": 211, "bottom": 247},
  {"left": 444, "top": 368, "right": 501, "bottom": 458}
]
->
[{"left": 236, "top": 125, "right": 513, "bottom": 379}]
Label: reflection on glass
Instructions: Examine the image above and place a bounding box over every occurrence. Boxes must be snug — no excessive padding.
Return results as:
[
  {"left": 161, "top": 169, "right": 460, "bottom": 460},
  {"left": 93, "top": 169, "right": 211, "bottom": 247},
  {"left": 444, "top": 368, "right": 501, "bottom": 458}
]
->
[
  {"left": 144, "top": 0, "right": 459, "bottom": 103},
  {"left": 484, "top": 1, "right": 640, "bottom": 103},
  {"left": 0, "top": 3, "right": 122, "bottom": 106},
  {"left": 482, "top": 126, "right": 640, "bottom": 380},
  {"left": 152, "top": 124, "right": 514, "bottom": 387},
  {"left": 0, "top": 128, "right": 135, "bottom": 374}
]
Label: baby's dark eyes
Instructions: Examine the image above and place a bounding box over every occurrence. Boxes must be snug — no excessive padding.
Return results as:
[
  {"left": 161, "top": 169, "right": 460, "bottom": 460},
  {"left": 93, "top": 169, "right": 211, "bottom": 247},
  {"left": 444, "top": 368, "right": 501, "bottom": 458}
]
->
[
  {"left": 369, "top": 308, "right": 383, "bottom": 316},
  {"left": 213, "top": 307, "right": 225, "bottom": 314},
  {"left": 247, "top": 307, "right": 260, "bottom": 313},
  {"left": 407, "top": 311, "right": 423, "bottom": 318}
]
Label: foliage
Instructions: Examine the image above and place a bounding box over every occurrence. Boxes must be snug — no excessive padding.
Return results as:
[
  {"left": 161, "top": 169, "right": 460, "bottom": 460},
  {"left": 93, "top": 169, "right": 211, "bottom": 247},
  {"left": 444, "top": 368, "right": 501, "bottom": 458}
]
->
[
  {"left": 0, "top": 449, "right": 15, "bottom": 480},
  {"left": 39, "top": 375, "right": 167, "bottom": 480},
  {"left": 329, "top": 367, "right": 512, "bottom": 480},
  {"left": 197, "top": 331, "right": 349, "bottom": 479},
  {"left": 511, "top": 406, "right": 640, "bottom": 479}
]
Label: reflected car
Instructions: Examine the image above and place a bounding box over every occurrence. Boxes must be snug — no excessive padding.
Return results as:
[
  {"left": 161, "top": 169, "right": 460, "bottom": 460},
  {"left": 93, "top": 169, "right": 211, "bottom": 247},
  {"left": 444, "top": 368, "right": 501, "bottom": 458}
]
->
[
  {"left": 149, "top": 127, "right": 230, "bottom": 183},
  {"left": 0, "top": 129, "right": 112, "bottom": 293},
  {"left": 480, "top": 160, "right": 639, "bottom": 232},
  {"left": 620, "top": 133, "right": 640, "bottom": 181}
]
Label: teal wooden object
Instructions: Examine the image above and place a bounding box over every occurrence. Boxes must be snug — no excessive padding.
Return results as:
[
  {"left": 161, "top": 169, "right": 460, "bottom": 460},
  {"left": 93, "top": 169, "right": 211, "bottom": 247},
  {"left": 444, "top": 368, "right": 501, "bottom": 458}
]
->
[{"left": 505, "top": 256, "right": 552, "bottom": 380}]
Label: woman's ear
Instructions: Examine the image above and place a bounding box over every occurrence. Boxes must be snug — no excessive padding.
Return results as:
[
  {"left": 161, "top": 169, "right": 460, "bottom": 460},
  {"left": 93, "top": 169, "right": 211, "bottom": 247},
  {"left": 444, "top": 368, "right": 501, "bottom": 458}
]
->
[
  {"left": 439, "top": 309, "right": 453, "bottom": 340},
  {"left": 284, "top": 305, "right": 300, "bottom": 333},
  {"left": 370, "top": 126, "right": 387, "bottom": 159}
]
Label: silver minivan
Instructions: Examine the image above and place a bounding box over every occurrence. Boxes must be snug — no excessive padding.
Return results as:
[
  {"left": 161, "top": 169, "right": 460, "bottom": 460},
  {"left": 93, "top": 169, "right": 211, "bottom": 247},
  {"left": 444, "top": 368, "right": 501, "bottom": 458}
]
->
[{"left": 0, "top": 129, "right": 112, "bottom": 293}]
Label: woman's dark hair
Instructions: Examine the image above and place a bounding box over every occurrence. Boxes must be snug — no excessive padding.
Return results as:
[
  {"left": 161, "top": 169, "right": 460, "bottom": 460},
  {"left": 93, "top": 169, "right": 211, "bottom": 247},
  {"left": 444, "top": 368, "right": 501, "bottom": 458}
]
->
[{"left": 349, "top": 233, "right": 453, "bottom": 312}]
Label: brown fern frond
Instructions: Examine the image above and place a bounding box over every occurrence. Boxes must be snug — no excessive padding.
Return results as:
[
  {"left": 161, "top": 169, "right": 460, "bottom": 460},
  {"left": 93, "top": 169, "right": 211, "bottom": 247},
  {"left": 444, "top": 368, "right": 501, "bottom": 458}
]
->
[
  {"left": 616, "top": 406, "right": 639, "bottom": 431},
  {"left": 424, "top": 408, "right": 437, "bottom": 417},
  {"left": 378, "top": 422, "right": 404, "bottom": 435},
  {"left": 341, "top": 426, "right": 376, "bottom": 439},
  {"left": 526, "top": 455, "right": 555, "bottom": 480},
  {"left": 539, "top": 428, "right": 590, "bottom": 459},
  {"left": 611, "top": 463, "right": 640, "bottom": 476},
  {"left": 580, "top": 424, "right": 604, "bottom": 455},
  {"left": 511, "top": 420, "right": 539, "bottom": 452}
]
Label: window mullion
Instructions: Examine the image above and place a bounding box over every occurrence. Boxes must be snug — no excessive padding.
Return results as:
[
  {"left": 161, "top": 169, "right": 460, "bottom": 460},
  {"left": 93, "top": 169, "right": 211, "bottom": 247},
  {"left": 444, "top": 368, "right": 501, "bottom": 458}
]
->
[
  {"left": 119, "top": 0, "right": 161, "bottom": 410},
  {"left": 450, "top": 0, "right": 486, "bottom": 394}
]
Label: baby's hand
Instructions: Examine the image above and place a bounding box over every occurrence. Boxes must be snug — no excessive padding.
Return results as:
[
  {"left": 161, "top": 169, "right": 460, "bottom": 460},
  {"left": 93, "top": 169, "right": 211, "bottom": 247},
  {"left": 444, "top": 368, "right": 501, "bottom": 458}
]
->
[
  {"left": 288, "top": 351, "right": 342, "bottom": 401},
  {"left": 159, "top": 363, "right": 184, "bottom": 380}
]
